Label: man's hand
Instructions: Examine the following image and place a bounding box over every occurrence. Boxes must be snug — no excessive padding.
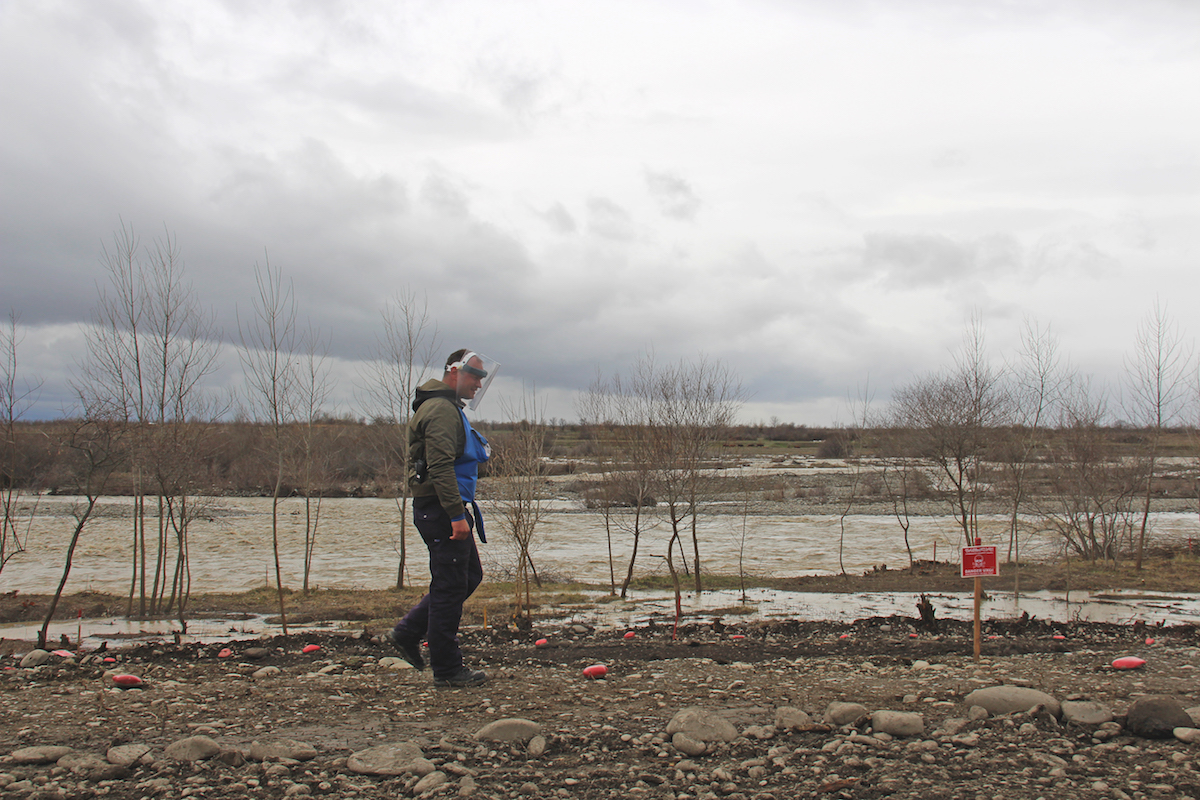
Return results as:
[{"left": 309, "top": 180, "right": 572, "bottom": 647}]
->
[{"left": 450, "top": 518, "right": 471, "bottom": 540}]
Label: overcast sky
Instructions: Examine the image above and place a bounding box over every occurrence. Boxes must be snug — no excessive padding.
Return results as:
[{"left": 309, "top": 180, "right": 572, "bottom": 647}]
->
[{"left": 2, "top": 0, "right": 1198, "bottom": 425}]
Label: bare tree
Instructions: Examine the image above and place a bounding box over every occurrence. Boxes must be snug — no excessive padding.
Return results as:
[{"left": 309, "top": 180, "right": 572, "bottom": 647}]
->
[
  {"left": 664, "top": 356, "right": 743, "bottom": 595},
  {"left": 79, "top": 223, "right": 220, "bottom": 620},
  {"left": 295, "top": 323, "right": 332, "bottom": 594},
  {"left": 1039, "top": 379, "right": 1139, "bottom": 562},
  {"left": 356, "top": 289, "right": 440, "bottom": 588},
  {"left": 238, "top": 259, "right": 299, "bottom": 635},
  {"left": 578, "top": 368, "right": 662, "bottom": 598},
  {"left": 875, "top": 425, "right": 921, "bottom": 569},
  {"left": 585, "top": 352, "right": 742, "bottom": 632},
  {"left": 995, "top": 320, "right": 1069, "bottom": 594},
  {"left": 491, "top": 388, "right": 549, "bottom": 621},
  {"left": 1, "top": 312, "right": 43, "bottom": 579},
  {"left": 836, "top": 382, "right": 873, "bottom": 577},
  {"left": 892, "top": 317, "right": 1009, "bottom": 545},
  {"left": 39, "top": 409, "right": 126, "bottom": 648},
  {"left": 1123, "top": 302, "right": 1194, "bottom": 569}
]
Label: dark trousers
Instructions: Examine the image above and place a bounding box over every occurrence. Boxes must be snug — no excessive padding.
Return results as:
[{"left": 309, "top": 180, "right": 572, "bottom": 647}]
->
[{"left": 393, "top": 500, "right": 483, "bottom": 678}]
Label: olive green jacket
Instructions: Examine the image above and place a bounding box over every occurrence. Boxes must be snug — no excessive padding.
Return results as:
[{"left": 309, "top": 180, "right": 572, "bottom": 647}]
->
[{"left": 407, "top": 378, "right": 467, "bottom": 520}]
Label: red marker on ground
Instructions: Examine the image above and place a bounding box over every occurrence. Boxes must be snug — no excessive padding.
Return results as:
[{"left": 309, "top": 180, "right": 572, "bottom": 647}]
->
[
  {"left": 623, "top": 631, "right": 636, "bottom": 639},
  {"left": 218, "top": 648, "right": 233, "bottom": 658},
  {"left": 1112, "top": 656, "right": 1146, "bottom": 670},
  {"left": 582, "top": 664, "right": 607, "bottom": 679},
  {"left": 302, "top": 644, "right": 321, "bottom": 654},
  {"left": 535, "top": 638, "right": 549, "bottom": 647},
  {"left": 112, "top": 674, "right": 144, "bottom": 688}
]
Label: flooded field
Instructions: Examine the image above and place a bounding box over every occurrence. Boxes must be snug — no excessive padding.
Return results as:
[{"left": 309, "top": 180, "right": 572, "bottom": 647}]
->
[
  {"left": 3, "top": 495, "right": 1198, "bottom": 596},
  {"left": 2, "top": 493, "right": 1199, "bottom": 648}
]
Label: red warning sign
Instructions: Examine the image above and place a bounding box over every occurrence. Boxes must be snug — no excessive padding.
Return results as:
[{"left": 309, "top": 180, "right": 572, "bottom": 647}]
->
[{"left": 961, "top": 545, "right": 998, "bottom": 578}]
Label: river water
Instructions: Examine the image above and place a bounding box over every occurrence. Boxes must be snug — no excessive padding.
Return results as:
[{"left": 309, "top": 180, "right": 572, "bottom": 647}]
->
[{"left": 3, "top": 496, "right": 1200, "bottom": 644}]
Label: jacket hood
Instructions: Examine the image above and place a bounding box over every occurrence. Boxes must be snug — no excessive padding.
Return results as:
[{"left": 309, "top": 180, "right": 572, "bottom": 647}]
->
[{"left": 412, "top": 378, "right": 461, "bottom": 413}]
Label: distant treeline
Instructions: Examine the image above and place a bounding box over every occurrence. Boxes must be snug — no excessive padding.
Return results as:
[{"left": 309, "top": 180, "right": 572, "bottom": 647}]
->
[{"left": 1, "top": 418, "right": 1193, "bottom": 497}]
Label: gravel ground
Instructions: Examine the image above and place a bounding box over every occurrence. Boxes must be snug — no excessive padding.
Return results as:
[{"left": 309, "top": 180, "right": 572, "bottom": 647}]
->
[{"left": 3, "top": 615, "right": 1200, "bottom": 800}]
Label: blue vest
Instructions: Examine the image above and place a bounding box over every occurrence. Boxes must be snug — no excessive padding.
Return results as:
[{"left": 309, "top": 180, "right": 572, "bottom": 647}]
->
[{"left": 454, "top": 409, "right": 490, "bottom": 502}]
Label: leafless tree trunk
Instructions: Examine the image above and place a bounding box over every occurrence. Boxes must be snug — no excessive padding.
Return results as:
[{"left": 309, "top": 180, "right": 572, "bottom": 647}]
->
[
  {"left": 81, "top": 222, "right": 220, "bottom": 620},
  {"left": 1123, "top": 301, "right": 1194, "bottom": 570},
  {"left": 296, "top": 323, "right": 332, "bottom": 594},
  {"left": 493, "top": 389, "right": 548, "bottom": 620},
  {"left": 585, "top": 352, "right": 741, "bottom": 619},
  {"left": 837, "top": 382, "right": 873, "bottom": 577},
  {"left": 998, "top": 320, "right": 1068, "bottom": 595},
  {"left": 578, "top": 369, "right": 662, "bottom": 598},
  {"left": 238, "top": 258, "right": 299, "bottom": 636},
  {"left": 1, "top": 312, "right": 43, "bottom": 579},
  {"left": 892, "top": 315, "right": 1008, "bottom": 545},
  {"left": 357, "top": 289, "right": 440, "bottom": 589},
  {"left": 1038, "top": 378, "right": 1138, "bottom": 562},
  {"left": 39, "top": 412, "right": 125, "bottom": 648}
]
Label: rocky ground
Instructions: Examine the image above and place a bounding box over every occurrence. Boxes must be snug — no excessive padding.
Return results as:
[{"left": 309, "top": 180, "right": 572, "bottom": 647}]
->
[{"left": 4, "top": 614, "right": 1200, "bottom": 800}]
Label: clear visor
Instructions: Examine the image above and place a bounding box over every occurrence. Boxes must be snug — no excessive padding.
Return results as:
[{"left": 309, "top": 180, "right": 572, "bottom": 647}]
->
[{"left": 448, "top": 351, "right": 500, "bottom": 411}]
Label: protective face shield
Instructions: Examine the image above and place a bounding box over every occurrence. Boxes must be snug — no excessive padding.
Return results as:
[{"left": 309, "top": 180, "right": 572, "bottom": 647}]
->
[{"left": 448, "top": 351, "right": 500, "bottom": 411}]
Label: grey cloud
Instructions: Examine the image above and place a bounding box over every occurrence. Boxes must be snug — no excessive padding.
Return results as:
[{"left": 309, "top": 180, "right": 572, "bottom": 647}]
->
[
  {"left": 862, "top": 232, "right": 1024, "bottom": 288},
  {"left": 471, "top": 56, "right": 564, "bottom": 122},
  {"left": 586, "top": 197, "right": 637, "bottom": 241},
  {"left": 645, "top": 170, "right": 701, "bottom": 220},
  {"left": 1029, "top": 236, "right": 1120, "bottom": 279},
  {"left": 541, "top": 202, "right": 577, "bottom": 234},
  {"left": 328, "top": 75, "right": 516, "bottom": 143},
  {"left": 420, "top": 172, "right": 471, "bottom": 218}
]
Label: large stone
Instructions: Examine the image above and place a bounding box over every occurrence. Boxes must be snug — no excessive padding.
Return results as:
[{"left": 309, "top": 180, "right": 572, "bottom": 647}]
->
[
  {"left": 378, "top": 656, "right": 414, "bottom": 670},
  {"left": 475, "top": 718, "right": 541, "bottom": 743},
  {"left": 527, "top": 735, "right": 547, "bottom": 758},
  {"left": 19, "top": 650, "right": 51, "bottom": 668},
  {"left": 250, "top": 739, "right": 318, "bottom": 761},
  {"left": 871, "top": 710, "right": 924, "bottom": 737},
  {"left": 774, "top": 707, "right": 812, "bottom": 730},
  {"left": 1061, "top": 700, "right": 1113, "bottom": 727},
  {"left": 1125, "top": 696, "right": 1194, "bottom": 739},
  {"left": 347, "top": 742, "right": 425, "bottom": 776},
  {"left": 963, "top": 686, "right": 1061, "bottom": 718},
  {"left": 666, "top": 707, "right": 738, "bottom": 743},
  {"left": 412, "top": 771, "right": 448, "bottom": 794},
  {"left": 1176, "top": 727, "right": 1200, "bottom": 744},
  {"left": 672, "top": 732, "right": 708, "bottom": 757},
  {"left": 106, "top": 744, "right": 152, "bottom": 767},
  {"left": 165, "top": 735, "right": 221, "bottom": 762},
  {"left": 824, "top": 702, "right": 869, "bottom": 726},
  {"left": 10, "top": 746, "right": 73, "bottom": 764}
]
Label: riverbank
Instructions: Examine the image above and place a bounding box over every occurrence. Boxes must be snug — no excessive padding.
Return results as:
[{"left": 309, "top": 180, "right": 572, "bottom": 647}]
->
[{"left": 4, "top": 544, "right": 1197, "bottom": 632}]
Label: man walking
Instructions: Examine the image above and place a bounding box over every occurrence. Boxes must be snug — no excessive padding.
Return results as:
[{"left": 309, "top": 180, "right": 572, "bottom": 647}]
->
[{"left": 388, "top": 349, "right": 497, "bottom": 687}]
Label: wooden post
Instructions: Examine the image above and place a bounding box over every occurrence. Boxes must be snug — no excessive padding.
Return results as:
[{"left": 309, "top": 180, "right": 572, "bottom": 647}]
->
[{"left": 973, "top": 575, "right": 982, "bottom": 662}]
